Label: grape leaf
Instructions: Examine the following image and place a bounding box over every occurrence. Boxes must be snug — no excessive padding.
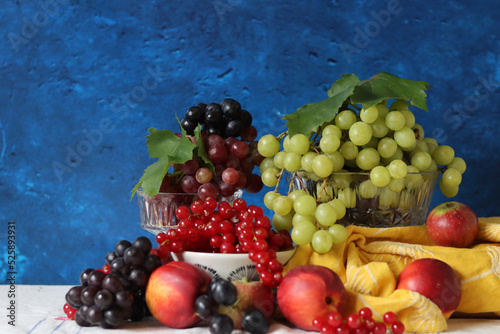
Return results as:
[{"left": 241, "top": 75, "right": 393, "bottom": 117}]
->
[
  {"left": 131, "top": 127, "right": 195, "bottom": 199},
  {"left": 351, "top": 72, "right": 430, "bottom": 110},
  {"left": 193, "top": 124, "right": 214, "bottom": 172},
  {"left": 283, "top": 73, "right": 361, "bottom": 137}
]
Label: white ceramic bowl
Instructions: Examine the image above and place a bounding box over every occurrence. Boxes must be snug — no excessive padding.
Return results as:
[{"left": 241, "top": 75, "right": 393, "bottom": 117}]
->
[{"left": 171, "top": 248, "right": 297, "bottom": 281}]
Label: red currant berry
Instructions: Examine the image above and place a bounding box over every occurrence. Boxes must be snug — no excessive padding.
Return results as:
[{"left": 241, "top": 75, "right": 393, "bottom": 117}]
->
[
  {"left": 247, "top": 204, "right": 264, "bottom": 216},
  {"left": 254, "top": 239, "right": 268, "bottom": 251},
  {"left": 222, "top": 233, "right": 236, "bottom": 245},
  {"left": 190, "top": 200, "right": 205, "bottom": 214},
  {"left": 255, "top": 216, "right": 271, "bottom": 230},
  {"left": 179, "top": 218, "right": 194, "bottom": 229},
  {"left": 206, "top": 222, "right": 220, "bottom": 236},
  {"left": 232, "top": 198, "right": 247, "bottom": 212},
  {"left": 219, "top": 220, "right": 234, "bottom": 234},
  {"left": 67, "top": 307, "right": 76, "bottom": 320},
  {"left": 102, "top": 264, "right": 111, "bottom": 274},
  {"left": 220, "top": 242, "right": 236, "bottom": 253},
  {"left": 383, "top": 311, "right": 397, "bottom": 325},
  {"left": 205, "top": 197, "right": 217, "bottom": 211},
  {"left": 171, "top": 240, "right": 184, "bottom": 252},
  {"left": 352, "top": 327, "right": 368, "bottom": 334},
  {"left": 63, "top": 303, "right": 71, "bottom": 314},
  {"left": 346, "top": 314, "right": 362, "bottom": 329},
  {"left": 255, "top": 251, "right": 270, "bottom": 264},
  {"left": 359, "top": 307, "right": 372, "bottom": 320},
  {"left": 209, "top": 235, "right": 222, "bottom": 248},
  {"left": 187, "top": 228, "right": 201, "bottom": 242},
  {"left": 266, "top": 248, "right": 277, "bottom": 260},
  {"left": 156, "top": 232, "right": 168, "bottom": 244},
  {"left": 267, "top": 259, "right": 283, "bottom": 272},
  {"left": 260, "top": 270, "right": 273, "bottom": 286},
  {"left": 176, "top": 206, "right": 190, "bottom": 220},
  {"left": 272, "top": 272, "right": 283, "bottom": 284},
  {"left": 327, "top": 311, "right": 342, "bottom": 327},
  {"left": 363, "top": 317, "right": 376, "bottom": 331},
  {"left": 320, "top": 325, "right": 335, "bottom": 334},
  {"left": 157, "top": 243, "right": 171, "bottom": 259},
  {"left": 254, "top": 227, "right": 268, "bottom": 239},
  {"left": 336, "top": 324, "right": 350, "bottom": 334},
  {"left": 312, "top": 316, "right": 326, "bottom": 330},
  {"left": 392, "top": 321, "right": 405, "bottom": 334},
  {"left": 372, "top": 322, "right": 387, "bottom": 334},
  {"left": 256, "top": 262, "right": 267, "bottom": 273}
]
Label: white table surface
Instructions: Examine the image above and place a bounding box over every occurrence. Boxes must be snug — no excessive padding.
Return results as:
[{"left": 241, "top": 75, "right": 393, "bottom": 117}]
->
[{"left": 1, "top": 285, "right": 500, "bottom": 334}]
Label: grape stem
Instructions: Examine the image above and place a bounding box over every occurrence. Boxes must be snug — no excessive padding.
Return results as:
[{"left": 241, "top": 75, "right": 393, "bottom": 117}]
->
[
  {"left": 316, "top": 178, "right": 328, "bottom": 202},
  {"left": 276, "top": 131, "right": 288, "bottom": 141},
  {"left": 294, "top": 174, "right": 311, "bottom": 196},
  {"left": 274, "top": 168, "right": 286, "bottom": 193},
  {"left": 350, "top": 103, "right": 362, "bottom": 112}
]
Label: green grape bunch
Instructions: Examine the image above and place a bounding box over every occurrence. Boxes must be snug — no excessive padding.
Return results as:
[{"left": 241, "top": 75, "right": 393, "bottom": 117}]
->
[{"left": 256, "top": 73, "right": 466, "bottom": 254}]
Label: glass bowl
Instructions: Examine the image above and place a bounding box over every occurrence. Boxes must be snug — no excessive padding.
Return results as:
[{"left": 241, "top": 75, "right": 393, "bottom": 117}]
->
[
  {"left": 285, "top": 170, "right": 440, "bottom": 228},
  {"left": 138, "top": 189, "right": 243, "bottom": 234},
  {"left": 171, "top": 248, "right": 297, "bottom": 281}
]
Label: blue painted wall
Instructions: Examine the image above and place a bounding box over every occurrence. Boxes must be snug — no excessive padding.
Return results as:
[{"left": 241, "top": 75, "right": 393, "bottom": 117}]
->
[{"left": 1, "top": 0, "right": 499, "bottom": 285}]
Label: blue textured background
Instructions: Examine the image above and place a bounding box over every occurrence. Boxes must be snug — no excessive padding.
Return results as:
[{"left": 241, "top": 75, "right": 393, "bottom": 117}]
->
[{"left": 1, "top": 0, "right": 499, "bottom": 285}]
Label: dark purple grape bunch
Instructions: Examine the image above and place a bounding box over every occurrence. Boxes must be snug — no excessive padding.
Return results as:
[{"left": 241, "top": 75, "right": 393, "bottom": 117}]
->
[
  {"left": 65, "top": 237, "right": 162, "bottom": 329},
  {"left": 181, "top": 98, "right": 253, "bottom": 138},
  {"left": 194, "top": 277, "right": 270, "bottom": 334}
]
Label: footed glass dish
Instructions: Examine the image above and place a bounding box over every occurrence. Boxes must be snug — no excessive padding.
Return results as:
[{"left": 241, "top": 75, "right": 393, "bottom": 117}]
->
[{"left": 285, "top": 171, "right": 440, "bottom": 228}]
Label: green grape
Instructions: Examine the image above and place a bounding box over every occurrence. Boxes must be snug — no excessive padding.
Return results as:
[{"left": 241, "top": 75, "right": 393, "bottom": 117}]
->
[
  {"left": 290, "top": 134, "right": 310, "bottom": 155},
  {"left": 315, "top": 203, "right": 338, "bottom": 227},
  {"left": 388, "top": 178, "right": 405, "bottom": 192},
  {"left": 411, "top": 151, "right": 432, "bottom": 171},
  {"left": 292, "top": 213, "right": 316, "bottom": 226},
  {"left": 379, "top": 187, "right": 398, "bottom": 209},
  {"left": 424, "top": 140, "right": 437, "bottom": 155},
  {"left": 283, "top": 135, "right": 291, "bottom": 152},
  {"left": 400, "top": 139, "right": 418, "bottom": 152},
  {"left": 311, "top": 230, "right": 334, "bottom": 253},
  {"left": 261, "top": 168, "right": 280, "bottom": 187},
  {"left": 332, "top": 171, "right": 352, "bottom": 189},
  {"left": 312, "top": 154, "right": 334, "bottom": 178},
  {"left": 258, "top": 134, "right": 280, "bottom": 157},
  {"left": 442, "top": 167, "right": 462, "bottom": 187},
  {"left": 394, "top": 126, "right": 416, "bottom": 148},
  {"left": 447, "top": 157, "right": 467, "bottom": 174},
  {"left": 432, "top": 145, "right": 455, "bottom": 165},
  {"left": 320, "top": 134, "right": 341, "bottom": 154},
  {"left": 411, "top": 140, "right": 429, "bottom": 156},
  {"left": 301, "top": 151, "right": 318, "bottom": 172},
  {"left": 376, "top": 103, "right": 389, "bottom": 119},
  {"left": 405, "top": 165, "right": 422, "bottom": 189},
  {"left": 329, "top": 199, "right": 346, "bottom": 220},
  {"left": 291, "top": 221, "right": 317, "bottom": 245},
  {"left": 370, "top": 118, "right": 389, "bottom": 138},
  {"left": 370, "top": 166, "right": 391, "bottom": 187},
  {"left": 381, "top": 148, "right": 404, "bottom": 165},
  {"left": 387, "top": 159, "right": 408, "bottom": 179},
  {"left": 439, "top": 178, "right": 459, "bottom": 197},
  {"left": 398, "top": 190, "right": 416, "bottom": 209},
  {"left": 273, "top": 151, "right": 287, "bottom": 169},
  {"left": 400, "top": 109, "right": 416, "bottom": 128},
  {"left": 328, "top": 224, "right": 349, "bottom": 244},
  {"left": 326, "top": 151, "right": 345, "bottom": 172},
  {"left": 264, "top": 191, "right": 281, "bottom": 210},
  {"left": 360, "top": 105, "right": 379, "bottom": 123},
  {"left": 283, "top": 152, "right": 302, "bottom": 172},
  {"left": 349, "top": 121, "right": 373, "bottom": 146},
  {"left": 322, "top": 124, "right": 343, "bottom": 139},
  {"left": 412, "top": 123, "right": 425, "bottom": 140},
  {"left": 259, "top": 157, "right": 276, "bottom": 175},
  {"left": 363, "top": 136, "right": 379, "bottom": 149},
  {"left": 356, "top": 147, "right": 380, "bottom": 170},
  {"left": 335, "top": 109, "right": 357, "bottom": 130},
  {"left": 377, "top": 137, "right": 398, "bottom": 158},
  {"left": 337, "top": 187, "right": 356, "bottom": 208},
  {"left": 293, "top": 194, "right": 317, "bottom": 216},
  {"left": 340, "top": 141, "right": 359, "bottom": 160},
  {"left": 288, "top": 189, "right": 308, "bottom": 202},
  {"left": 385, "top": 111, "right": 406, "bottom": 131},
  {"left": 389, "top": 100, "right": 409, "bottom": 111},
  {"left": 272, "top": 212, "right": 294, "bottom": 232},
  {"left": 273, "top": 195, "right": 294, "bottom": 216},
  {"left": 423, "top": 159, "right": 438, "bottom": 172},
  {"left": 359, "top": 179, "right": 378, "bottom": 198},
  {"left": 423, "top": 137, "right": 438, "bottom": 146}
]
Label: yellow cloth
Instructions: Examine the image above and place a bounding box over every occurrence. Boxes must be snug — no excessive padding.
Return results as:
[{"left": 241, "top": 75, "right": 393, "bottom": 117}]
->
[{"left": 283, "top": 217, "right": 500, "bottom": 333}]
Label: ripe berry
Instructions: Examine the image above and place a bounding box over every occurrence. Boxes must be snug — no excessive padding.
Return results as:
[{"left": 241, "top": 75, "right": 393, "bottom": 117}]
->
[
  {"left": 392, "top": 321, "right": 405, "bottom": 334},
  {"left": 383, "top": 311, "right": 397, "bottom": 325}
]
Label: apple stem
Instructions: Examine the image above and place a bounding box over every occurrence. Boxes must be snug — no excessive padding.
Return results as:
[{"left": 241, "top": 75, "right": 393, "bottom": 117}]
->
[{"left": 242, "top": 277, "right": 249, "bottom": 283}]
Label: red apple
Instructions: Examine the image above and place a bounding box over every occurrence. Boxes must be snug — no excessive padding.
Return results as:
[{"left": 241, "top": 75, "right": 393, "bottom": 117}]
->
[
  {"left": 218, "top": 279, "right": 275, "bottom": 329},
  {"left": 397, "top": 258, "right": 461, "bottom": 317},
  {"left": 145, "top": 261, "right": 211, "bottom": 328},
  {"left": 277, "top": 265, "right": 346, "bottom": 331},
  {"left": 426, "top": 201, "right": 478, "bottom": 248}
]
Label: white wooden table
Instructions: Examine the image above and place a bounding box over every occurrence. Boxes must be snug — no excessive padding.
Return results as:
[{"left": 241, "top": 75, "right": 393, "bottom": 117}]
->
[{"left": 1, "top": 285, "right": 500, "bottom": 333}]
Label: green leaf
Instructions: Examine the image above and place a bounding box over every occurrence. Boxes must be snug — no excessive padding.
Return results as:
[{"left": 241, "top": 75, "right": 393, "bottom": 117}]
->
[
  {"left": 283, "top": 74, "right": 361, "bottom": 137},
  {"left": 131, "top": 127, "right": 195, "bottom": 199},
  {"left": 351, "top": 72, "right": 430, "bottom": 110},
  {"left": 193, "top": 125, "right": 214, "bottom": 172}
]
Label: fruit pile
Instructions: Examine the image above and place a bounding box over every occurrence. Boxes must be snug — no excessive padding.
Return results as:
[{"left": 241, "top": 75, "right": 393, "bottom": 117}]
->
[
  {"left": 257, "top": 73, "right": 467, "bottom": 253},
  {"left": 154, "top": 198, "right": 294, "bottom": 288},
  {"left": 64, "top": 237, "right": 162, "bottom": 328},
  {"left": 133, "top": 98, "right": 264, "bottom": 203}
]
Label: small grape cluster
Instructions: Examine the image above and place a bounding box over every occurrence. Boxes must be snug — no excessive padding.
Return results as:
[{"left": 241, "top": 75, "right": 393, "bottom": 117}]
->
[
  {"left": 181, "top": 98, "right": 253, "bottom": 138},
  {"left": 194, "top": 277, "right": 270, "bottom": 334},
  {"left": 64, "top": 237, "right": 162, "bottom": 329},
  {"left": 166, "top": 132, "right": 264, "bottom": 200},
  {"left": 155, "top": 198, "right": 293, "bottom": 288},
  {"left": 258, "top": 100, "right": 467, "bottom": 253},
  {"left": 312, "top": 308, "right": 405, "bottom": 334}
]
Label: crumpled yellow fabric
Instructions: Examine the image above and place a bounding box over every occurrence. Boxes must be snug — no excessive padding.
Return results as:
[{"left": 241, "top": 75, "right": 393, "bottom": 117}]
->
[{"left": 283, "top": 217, "right": 500, "bottom": 333}]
